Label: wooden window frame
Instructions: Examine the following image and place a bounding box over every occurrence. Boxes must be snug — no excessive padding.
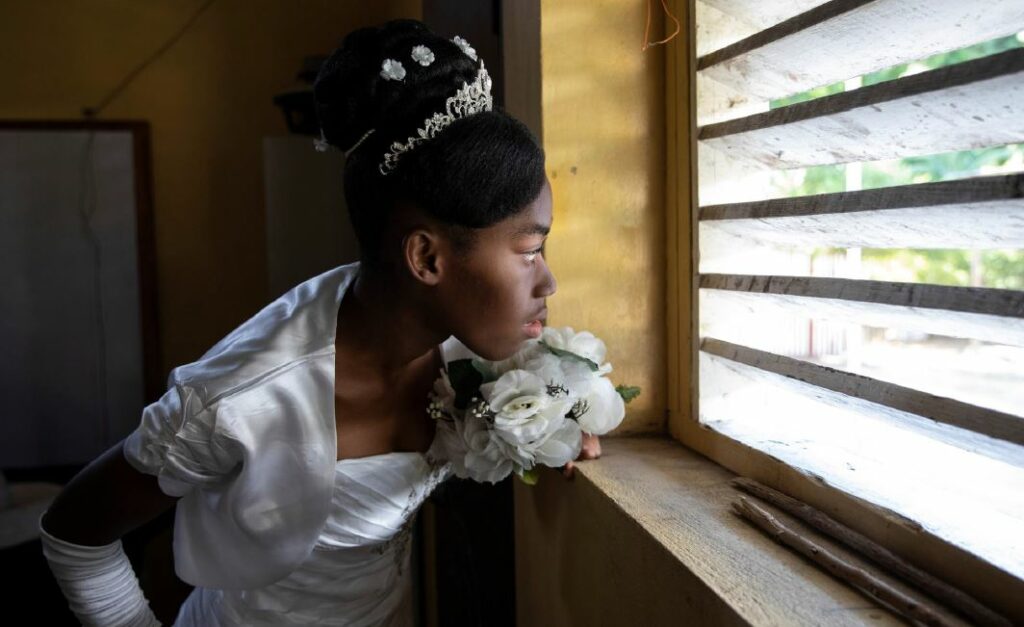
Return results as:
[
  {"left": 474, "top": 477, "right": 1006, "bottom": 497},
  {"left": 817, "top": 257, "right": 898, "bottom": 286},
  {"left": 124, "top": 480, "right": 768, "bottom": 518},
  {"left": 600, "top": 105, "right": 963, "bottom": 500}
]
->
[{"left": 664, "top": 0, "right": 1023, "bottom": 617}]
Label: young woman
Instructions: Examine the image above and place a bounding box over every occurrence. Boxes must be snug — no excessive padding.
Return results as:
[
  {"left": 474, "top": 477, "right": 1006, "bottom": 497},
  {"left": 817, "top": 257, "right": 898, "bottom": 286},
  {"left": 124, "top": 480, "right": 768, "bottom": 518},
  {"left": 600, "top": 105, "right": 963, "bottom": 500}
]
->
[{"left": 38, "top": 18, "right": 600, "bottom": 627}]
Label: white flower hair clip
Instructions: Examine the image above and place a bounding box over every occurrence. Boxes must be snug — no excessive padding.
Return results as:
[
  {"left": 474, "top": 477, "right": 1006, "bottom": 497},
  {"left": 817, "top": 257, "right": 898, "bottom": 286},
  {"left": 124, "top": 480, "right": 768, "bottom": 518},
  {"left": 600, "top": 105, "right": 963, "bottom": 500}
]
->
[
  {"left": 380, "top": 58, "right": 406, "bottom": 81},
  {"left": 451, "top": 35, "right": 477, "bottom": 61},
  {"left": 411, "top": 45, "right": 435, "bottom": 67}
]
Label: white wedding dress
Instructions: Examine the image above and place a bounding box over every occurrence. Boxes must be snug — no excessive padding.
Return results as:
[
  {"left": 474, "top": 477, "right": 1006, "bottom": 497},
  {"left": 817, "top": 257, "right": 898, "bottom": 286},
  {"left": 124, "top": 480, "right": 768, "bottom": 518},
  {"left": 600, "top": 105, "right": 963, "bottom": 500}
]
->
[
  {"left": 121, "top": 262, "right": 473, "bottom": 626},
  {"left": 173, "top": 451, "right": 453, "bottom": 626}
]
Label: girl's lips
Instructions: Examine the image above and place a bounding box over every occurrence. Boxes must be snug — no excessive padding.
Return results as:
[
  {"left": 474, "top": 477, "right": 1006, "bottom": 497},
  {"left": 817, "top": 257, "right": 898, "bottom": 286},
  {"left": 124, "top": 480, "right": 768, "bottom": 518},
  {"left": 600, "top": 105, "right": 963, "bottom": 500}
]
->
[{"left": 524, "top": 319, "right": 543, "bottom": 338}]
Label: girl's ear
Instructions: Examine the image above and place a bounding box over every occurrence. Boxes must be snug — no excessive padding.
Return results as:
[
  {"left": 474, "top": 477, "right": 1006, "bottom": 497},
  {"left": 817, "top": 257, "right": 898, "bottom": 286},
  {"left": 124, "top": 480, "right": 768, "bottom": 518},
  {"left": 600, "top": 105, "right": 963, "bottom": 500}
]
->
[{"left": 403, "top": 228, "right": 444, "bottom": 286}]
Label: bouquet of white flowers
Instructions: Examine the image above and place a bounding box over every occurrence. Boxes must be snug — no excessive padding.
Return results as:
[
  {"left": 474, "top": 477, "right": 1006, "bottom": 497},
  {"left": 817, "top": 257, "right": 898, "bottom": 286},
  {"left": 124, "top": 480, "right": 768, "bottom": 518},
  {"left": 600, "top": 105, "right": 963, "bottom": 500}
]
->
[{"left": 427, "top": 326, "right": 640, "bottom": 485}]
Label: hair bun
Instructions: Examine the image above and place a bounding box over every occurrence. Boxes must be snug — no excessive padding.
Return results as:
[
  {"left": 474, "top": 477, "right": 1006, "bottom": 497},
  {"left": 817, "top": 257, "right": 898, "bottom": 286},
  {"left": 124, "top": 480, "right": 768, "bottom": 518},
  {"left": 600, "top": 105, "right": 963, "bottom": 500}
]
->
[{"left": 313, "top": 19, "right": 481, "bottom": 156}]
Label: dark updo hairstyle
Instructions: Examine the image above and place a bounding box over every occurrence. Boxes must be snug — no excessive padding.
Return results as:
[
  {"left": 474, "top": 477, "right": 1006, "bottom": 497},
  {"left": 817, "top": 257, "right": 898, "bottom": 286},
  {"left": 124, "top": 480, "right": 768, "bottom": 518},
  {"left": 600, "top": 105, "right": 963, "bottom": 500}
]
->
[{"left": 313, "top": 19, "right": 547, "bottom": 269}]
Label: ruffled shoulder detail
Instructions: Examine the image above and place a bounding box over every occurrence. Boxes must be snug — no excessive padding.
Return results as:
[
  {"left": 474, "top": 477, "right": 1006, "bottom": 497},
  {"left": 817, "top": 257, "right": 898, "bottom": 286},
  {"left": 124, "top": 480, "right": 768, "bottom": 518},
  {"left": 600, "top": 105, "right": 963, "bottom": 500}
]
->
[
  {"left": 121, "top": 262, "right": 360, "bottom": 589},
  {"left": 123, "top": 382, "right": 242, "bottom": 497},
  {"left": 167, "top": 352, "right": 338, "bottom": 589}
]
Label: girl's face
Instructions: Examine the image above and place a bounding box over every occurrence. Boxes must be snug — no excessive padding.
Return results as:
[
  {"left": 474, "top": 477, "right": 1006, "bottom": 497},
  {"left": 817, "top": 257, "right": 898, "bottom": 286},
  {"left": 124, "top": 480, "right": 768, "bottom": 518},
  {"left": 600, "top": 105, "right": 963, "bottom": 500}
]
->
[{"left": 440, "top": 178, "right": 557, "bottom": 361}]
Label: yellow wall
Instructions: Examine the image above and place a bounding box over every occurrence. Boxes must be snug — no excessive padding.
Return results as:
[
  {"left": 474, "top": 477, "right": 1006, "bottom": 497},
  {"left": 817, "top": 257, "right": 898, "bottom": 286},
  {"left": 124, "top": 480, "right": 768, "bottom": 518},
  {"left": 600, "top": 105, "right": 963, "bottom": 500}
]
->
[
  {"left": 0, "top": 0, "right": 420, "bottom": 377},
  {"left": 513, "top": 466, "right": 744, "bottom": 627},
  {"left": 541, "top": 0, "right": 667, "bottom": 434},
  {"left": 516, "top": 0, "right": 677, "bottom": 624},
  {"left": 2, "top": 0, "right": 664, "bottom": 425}
]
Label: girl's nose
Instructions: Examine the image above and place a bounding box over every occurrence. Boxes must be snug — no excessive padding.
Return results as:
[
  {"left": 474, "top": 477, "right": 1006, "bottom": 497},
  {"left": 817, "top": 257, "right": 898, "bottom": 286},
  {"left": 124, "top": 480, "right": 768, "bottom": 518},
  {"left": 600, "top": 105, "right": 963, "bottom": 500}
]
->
[{"left": 539, "top": 262, "right": 557, "bottom": 298}]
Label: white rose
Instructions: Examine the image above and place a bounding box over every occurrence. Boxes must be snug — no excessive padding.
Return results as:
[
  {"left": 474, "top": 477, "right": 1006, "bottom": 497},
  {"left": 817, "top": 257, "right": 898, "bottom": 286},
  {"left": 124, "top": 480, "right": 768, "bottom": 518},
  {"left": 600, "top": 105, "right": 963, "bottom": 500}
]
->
[{"left": 540, "top": 326, "right": 613, "bottom": 375}]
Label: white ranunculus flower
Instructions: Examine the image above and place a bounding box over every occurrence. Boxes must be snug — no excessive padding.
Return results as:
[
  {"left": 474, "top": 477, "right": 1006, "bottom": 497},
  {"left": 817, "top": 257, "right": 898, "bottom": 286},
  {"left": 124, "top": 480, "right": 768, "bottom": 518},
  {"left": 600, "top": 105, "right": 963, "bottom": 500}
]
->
[
  {"left": 556, "top": 359, "right": 600, "bottom": 398},
  {"left": 540, "top": 326, "right": 613, "bottom": 375},
  {"left": 432, "top": 327, "right": 632, "bottom": 485},
  {"left": 437, "top": 412, "right": 515, "bottom": 484},
  {"left": 481, "top": 370, "right": 574, "bottom": 444},
  {"left": 477, "top": 368, "right": 579, "bottom": 474},
  {"left": 512, "top": 352, "right": 622, "bottom": 436},
  {"left": 530, "top": 416, "right": 583, "bottom": 467},
  {"left": 514, "top": 352, "right": 565, "bottom": 386},
  {"left": 461, "top": 414, "right": 517, "bottom": 483},
  {"left": 574, "top": 375, "right": 626, "bottom": 436}
]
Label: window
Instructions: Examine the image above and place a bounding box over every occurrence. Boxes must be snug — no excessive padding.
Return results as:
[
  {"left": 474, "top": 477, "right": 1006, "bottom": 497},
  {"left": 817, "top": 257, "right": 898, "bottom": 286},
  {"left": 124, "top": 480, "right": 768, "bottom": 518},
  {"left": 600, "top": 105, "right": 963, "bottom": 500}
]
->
[{"left": 669, "top": 0, "right": 1024, "bottom": 611}]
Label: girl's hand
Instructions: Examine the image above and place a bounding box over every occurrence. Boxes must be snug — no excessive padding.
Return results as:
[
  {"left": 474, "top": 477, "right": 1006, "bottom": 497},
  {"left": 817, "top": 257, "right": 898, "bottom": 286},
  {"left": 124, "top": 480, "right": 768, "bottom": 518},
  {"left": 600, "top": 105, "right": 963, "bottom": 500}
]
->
[{"left": 561, "top": 432, "right": 602, "bottom": 479}]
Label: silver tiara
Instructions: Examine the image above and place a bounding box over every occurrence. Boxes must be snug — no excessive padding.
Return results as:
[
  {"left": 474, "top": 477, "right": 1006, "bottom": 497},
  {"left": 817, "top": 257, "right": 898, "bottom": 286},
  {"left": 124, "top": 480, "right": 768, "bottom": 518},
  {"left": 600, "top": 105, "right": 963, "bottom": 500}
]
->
[{"left": 379, "top": 61, "right": 492, "bottom": 175}]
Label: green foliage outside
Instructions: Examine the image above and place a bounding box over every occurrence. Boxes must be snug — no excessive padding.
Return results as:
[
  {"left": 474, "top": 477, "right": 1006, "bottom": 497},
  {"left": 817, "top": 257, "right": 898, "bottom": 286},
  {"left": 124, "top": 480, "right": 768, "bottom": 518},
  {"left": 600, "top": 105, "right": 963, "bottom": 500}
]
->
[{"left": 767, "top": 33, "right": 1024, "bottom": 290}]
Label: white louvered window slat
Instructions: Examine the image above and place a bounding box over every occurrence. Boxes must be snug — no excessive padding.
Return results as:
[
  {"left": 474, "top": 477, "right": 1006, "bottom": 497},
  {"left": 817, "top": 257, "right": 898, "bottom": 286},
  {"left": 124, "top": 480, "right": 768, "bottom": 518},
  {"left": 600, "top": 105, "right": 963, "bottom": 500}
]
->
[{"left": 692, "top": 0, "right": 1024, "bottom": 601}]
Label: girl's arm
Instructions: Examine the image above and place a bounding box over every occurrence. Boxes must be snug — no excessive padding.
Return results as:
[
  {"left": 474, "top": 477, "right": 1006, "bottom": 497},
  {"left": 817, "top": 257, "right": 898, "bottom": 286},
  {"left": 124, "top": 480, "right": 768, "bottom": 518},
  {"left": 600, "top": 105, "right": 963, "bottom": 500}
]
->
[
  {"left": 41, "top": 438, "right": 179, "bottom": 545},
  {"left": 38, "top": 439, "right": 179, "bottom": 627}
]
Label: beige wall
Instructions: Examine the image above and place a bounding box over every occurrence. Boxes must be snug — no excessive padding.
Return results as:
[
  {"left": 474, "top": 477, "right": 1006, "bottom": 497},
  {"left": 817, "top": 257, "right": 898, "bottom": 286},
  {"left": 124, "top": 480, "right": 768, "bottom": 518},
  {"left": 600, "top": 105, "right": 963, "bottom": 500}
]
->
[{"left": 0, "top": 0, "right": 420, "bottom": 377}]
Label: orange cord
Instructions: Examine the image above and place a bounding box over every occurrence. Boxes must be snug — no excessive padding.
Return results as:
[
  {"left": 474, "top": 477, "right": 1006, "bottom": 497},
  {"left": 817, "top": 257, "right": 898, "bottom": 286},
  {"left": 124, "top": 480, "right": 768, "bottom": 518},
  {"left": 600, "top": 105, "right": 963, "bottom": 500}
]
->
[{"left": 642, "top": 0, "right": 681, "bottom": 51}]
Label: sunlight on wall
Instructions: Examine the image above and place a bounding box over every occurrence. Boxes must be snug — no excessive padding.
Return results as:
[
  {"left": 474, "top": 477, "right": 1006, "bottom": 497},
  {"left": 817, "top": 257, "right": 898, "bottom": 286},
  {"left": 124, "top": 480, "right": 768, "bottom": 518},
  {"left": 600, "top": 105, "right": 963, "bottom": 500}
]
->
[{"left": 540, "top": 0, "right": 667, "bottom": 434}]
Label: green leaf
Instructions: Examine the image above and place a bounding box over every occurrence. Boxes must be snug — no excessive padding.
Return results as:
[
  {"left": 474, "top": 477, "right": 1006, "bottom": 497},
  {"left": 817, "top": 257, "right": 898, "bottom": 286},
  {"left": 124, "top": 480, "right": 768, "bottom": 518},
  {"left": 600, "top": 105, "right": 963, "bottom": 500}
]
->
[
  {"left": 447, "top": 359, "right": 483, "bottom": 410},
  {"left": 539, "top": 341, "right": 600, "bottom": 372},
  {"left": 518, "top": 467, "right": 539, "bottom": 486},
  {"left": 616, "top": 385, "right": 641, "bottom": 404}
]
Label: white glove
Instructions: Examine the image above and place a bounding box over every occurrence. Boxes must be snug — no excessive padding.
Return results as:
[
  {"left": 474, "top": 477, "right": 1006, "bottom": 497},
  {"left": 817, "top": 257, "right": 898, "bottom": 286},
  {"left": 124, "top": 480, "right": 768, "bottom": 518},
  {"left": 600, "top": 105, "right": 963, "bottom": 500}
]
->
[{"left": 38, "top": 512, "right": 163, "bottom": 627}]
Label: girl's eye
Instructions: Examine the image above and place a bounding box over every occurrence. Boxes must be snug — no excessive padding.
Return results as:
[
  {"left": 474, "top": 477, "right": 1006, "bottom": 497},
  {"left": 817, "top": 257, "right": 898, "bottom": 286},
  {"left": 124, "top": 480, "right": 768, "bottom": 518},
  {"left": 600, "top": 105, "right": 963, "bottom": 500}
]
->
[{"left": 524, "top": 246, "right": 544, "bottom": 263}]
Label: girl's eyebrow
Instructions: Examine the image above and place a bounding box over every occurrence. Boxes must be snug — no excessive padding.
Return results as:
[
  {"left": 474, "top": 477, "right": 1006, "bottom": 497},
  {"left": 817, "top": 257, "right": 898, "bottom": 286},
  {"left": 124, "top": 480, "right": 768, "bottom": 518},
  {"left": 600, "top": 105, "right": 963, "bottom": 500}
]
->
[{"left": 512, "top": 223, "right": 551, "bottom": 238}]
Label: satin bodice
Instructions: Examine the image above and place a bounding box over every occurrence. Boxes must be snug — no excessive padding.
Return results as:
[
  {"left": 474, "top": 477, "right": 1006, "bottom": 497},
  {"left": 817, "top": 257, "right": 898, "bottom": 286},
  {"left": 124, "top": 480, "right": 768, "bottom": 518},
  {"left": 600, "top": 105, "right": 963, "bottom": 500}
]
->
[{"left": 174, "top": 451, "right": 453, "bottom": 626}]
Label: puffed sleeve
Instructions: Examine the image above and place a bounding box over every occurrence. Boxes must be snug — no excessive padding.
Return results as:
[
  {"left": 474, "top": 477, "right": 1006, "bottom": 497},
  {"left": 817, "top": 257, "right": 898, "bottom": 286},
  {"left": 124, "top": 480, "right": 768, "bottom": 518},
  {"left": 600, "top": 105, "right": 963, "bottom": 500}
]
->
[
  {"left": 123, "top": 382, "right": 242, "bottom": 497},
  {"left": 122, "top": 363, "right": 338, "bottom": 591},
  {"left": 114, "top": 264, "right": 357, "bottom": 590}
]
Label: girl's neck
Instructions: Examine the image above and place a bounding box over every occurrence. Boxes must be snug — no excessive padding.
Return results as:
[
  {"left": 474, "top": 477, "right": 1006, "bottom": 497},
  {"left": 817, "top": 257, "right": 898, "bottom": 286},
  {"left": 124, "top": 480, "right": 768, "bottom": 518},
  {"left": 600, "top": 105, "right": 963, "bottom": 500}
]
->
[{"left": 334, "top": 264, "right": 445, "bottom": 378}]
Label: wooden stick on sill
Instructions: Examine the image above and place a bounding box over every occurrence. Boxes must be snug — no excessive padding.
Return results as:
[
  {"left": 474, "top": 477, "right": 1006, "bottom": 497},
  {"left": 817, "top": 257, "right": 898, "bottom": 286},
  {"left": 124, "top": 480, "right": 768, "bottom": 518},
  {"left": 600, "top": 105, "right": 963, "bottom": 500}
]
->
[
  {"left": 731, "top": 496, "right": 956, "bottom": 627},
  {"left": 731, "top": 478, "right": 1010, "bottom": 627}
]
